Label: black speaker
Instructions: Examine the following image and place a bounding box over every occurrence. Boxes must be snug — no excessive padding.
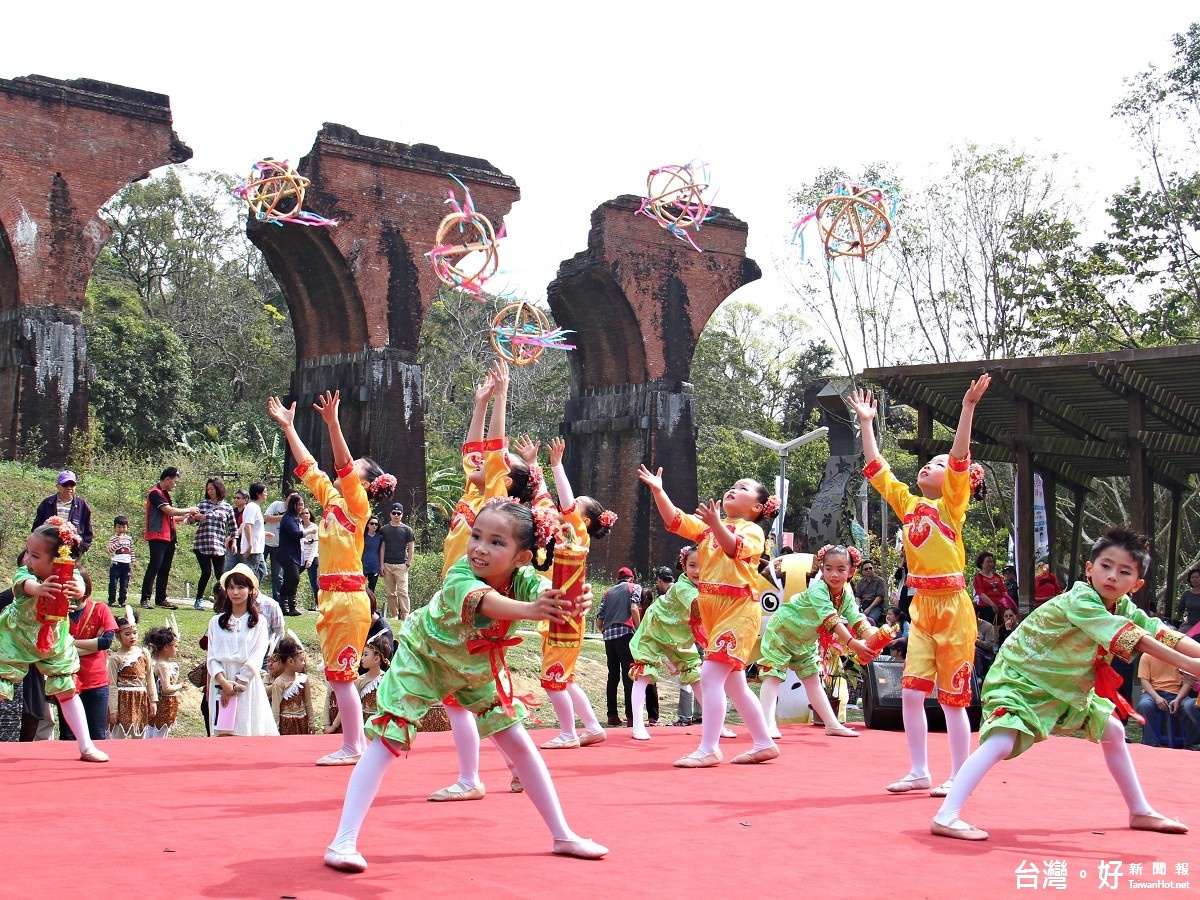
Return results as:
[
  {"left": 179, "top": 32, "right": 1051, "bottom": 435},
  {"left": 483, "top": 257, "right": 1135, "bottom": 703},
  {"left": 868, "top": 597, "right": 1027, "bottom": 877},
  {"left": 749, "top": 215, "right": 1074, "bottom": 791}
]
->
[{"left": 862, "top": 657, "right": 982, "bottom": 731}]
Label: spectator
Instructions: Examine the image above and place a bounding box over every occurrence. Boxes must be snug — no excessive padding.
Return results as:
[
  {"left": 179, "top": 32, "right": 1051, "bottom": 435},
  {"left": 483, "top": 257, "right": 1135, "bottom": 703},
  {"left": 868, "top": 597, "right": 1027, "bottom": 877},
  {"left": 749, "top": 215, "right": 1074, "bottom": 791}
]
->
[
  {"left": 1032, "top": 562, "right": 1063, "bottom": 610},
  {"left": 140, "top": 467, "right": 200, "bottom": 611},
  {"left": 61, "top": 570, "right": 117, "bottom": 743},
  {"left": 1136, "top": 651, "right": 1188, "bottom": 748},
  {"left": 205, "top": 564, "right": 277, "bottom": 737},
  {"left": 224, "top": 488, "right": 249, "bottom": 571},
  {"left": 884, "top": 605, "right": 910, "bottom": 638},
  {"left": 362, "top": 515, "right": 382, "bottom": 594},
  {"left": 994, "top": 606, "right": 1021, "bottom": 651},
  {"left": 277, "top": 493, "right": 305, "bottom": 617},
  {"left": 365, "top": 589, "right": 394, "bottom": 652},
  {"left": 240, "top": 483, "right": 267, "bottom": 586},
  {"left": 1001, "top": 565, "right": 1019, "bottom": 606},
  {"left": 301, "top": 505, "right": 320, "bottom": 609},
  {"left": 1178, "top": 673, "right": 1200, "bottom": 751},
  {"left": 106, "top": 515, "right": 135, "bottom": 608},
  {"left": 972, "top": 552, "right": 1009, "bottom": 625},
  {"left": 192, "top": 477, "right": 235, "bottom": 610},
  {"left": 1177, "top": 567, "right": 1200, "bottom": 633},
  {"left": 853, "top": 559, "right": 888, "bottom": 624},
  {"left": 379, "top": 503, "right": 415, "bottom": 621},
  {"left": 263, "top": 493, "right": 288, "bottom": 600},
  {"left": 597, "top": 566, "right": 639, "bottom": 727},
  {"left": 32, "top": 470, "right": 93, "bottom": 554}
]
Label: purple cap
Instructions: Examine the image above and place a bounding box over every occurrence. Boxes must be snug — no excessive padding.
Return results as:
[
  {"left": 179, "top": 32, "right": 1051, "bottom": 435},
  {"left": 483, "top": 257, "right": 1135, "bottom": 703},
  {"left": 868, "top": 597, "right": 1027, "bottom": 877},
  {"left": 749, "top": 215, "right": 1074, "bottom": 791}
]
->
[{"left": 57, "top": 471, "right": 78, "bottom": 485}]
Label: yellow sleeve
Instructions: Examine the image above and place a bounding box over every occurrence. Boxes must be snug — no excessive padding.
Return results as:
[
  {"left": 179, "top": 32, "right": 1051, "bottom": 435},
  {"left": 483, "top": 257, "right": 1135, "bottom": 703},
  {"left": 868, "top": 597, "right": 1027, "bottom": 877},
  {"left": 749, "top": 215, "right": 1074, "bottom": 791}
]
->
[
  {"left": 483, "top": 448, "right": 511, "bottom": 501},
  {"left": 295, "top": 457, "right": 341, "bottom": 513},
  {"left": 864, "top": 458, "right": 918, "bottom": 520},
  {"left": 942, "top": 454, "right": 972, "bottom": 528},
  {"left": 666, "top": 510, "right": 709, "bottom": 542},
  {"left": 734, "top": 520, "right": 765, "bottom": 563}
]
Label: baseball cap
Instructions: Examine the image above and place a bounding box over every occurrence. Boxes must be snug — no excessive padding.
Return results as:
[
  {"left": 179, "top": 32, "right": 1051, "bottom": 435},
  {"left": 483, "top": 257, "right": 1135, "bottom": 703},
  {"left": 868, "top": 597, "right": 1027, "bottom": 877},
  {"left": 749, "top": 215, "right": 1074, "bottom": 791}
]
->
[
  {"left": 57, "top": 470, "right": 77, "bottom": 485},
  {"left": 390, "top": 502, "right": 405, "bottom": 514},
  {"left": 617, "top": 566, "right": 634, "bottom": 578},
  {"left": 655, "top": 566, "right": 676, "bottom": 581}
]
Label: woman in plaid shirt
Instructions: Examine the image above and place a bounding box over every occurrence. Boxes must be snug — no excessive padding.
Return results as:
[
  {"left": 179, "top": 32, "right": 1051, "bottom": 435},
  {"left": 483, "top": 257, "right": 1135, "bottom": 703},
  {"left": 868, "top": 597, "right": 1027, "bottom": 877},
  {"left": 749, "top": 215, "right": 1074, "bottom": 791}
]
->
[{"left": 191, "top": 477, "right": 236, "bottom": 610}]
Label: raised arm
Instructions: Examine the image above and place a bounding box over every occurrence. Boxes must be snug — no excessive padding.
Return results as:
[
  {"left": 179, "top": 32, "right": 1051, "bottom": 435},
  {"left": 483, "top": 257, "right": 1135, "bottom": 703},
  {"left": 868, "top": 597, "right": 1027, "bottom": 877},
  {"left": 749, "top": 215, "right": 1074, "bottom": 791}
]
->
[
  {"left": 466, "top": 367, "right": 496, "bottom": 445},
  {"left": 951, "top": 374, "right": 991, "bottom": 461},
  {"left": 486, "top": 358, "right": 510, "bottom": 444},
  {"left": 548, "top": 437, "right": 575, "bottom": 510},
  {"left": 313, "top": 391, "right": 352, "bottom": 472},
  {"left": 267, "top": 396, "right": 313, "bottom": 465},
  {"left": 637, "top": 465, "right": 680, "bottom": 526},
  {"left": 848, "top": 389, "right": 882, "bottom": 466}
]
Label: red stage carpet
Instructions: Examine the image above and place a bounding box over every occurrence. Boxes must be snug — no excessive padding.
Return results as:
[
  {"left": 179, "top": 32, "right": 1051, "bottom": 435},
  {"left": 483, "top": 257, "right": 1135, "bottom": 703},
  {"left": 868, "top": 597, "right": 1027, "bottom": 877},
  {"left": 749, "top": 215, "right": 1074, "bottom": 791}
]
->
[{"left": 5, "top": 724, "right": 1196, "bottom": 898}]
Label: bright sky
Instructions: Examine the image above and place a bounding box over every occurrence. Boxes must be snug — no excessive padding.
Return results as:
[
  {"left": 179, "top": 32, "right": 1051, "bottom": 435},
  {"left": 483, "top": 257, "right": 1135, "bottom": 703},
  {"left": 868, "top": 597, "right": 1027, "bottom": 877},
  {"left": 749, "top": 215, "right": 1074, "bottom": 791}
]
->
[{"left": 8, "top": 2, "right": 1197, "bottom": 320}]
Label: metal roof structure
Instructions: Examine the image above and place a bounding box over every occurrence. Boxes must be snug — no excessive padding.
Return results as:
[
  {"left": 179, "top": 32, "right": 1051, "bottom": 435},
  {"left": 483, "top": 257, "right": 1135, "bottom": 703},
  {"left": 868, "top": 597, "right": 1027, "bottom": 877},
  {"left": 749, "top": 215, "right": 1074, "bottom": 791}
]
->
[{"left": 862, "top": 343, "right": 1200, "bottom": 613}]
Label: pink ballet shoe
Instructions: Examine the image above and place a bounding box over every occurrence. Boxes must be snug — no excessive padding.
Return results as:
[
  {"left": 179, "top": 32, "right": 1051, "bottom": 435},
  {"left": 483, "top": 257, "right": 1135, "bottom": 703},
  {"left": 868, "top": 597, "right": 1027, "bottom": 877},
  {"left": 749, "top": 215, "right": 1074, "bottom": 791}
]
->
[
  {"left": 929, "top": 778, "right": 954, "bottom": 798},
  {"left": 579, "top": 728, "right": 606, "bottom": 747},
  {"left": 509, "top": 776, "right": 523, "bottom": 793},
  {"left": 552, "top": 837, "right": 609, "bottom": 859},
  {"left": 540, "top": 734, "right": 581, "bottom": 750},
  {"left": 930, "top": 818, "right": 988, "bottom": 841},
  {"left": 80, "top": 747, "right": 109, "bottom": 763},
  {"left": 825, "top": 724, "right": 859, "bottom": 738},
  {"left": 427, "top": 783, "right": 486, "bottom": 802},
  {"left": 1130, "top": 813, "right": 1188, "bottom": 834},
  {"left": 324, "top": 846, "right": 368, "bottom": 872},
  {"left": 730, "top": 745, "right": 780, "bottom": 765},
  {"left": 674, "top": 749, "right": 722, "bottom": 768},
  {"left": 886, "top": 774, "right": 932, "bottom": 793},
  {"left": 316, "top": 749, "right": 362, "bottom": 766}
]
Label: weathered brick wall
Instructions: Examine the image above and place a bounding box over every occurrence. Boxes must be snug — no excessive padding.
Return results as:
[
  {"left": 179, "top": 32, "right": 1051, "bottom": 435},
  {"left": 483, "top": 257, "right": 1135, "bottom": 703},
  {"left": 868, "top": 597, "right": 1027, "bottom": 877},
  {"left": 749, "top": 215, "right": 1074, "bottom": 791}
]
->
[
  {"left": 248, "top": 124, "right": 519, "bottom": 511},
  {"left": 548, "top": 196, "right": 761, "bottom": 577},
  {"left": 0, "top": 75, "right": 191, "bottom": 464}
]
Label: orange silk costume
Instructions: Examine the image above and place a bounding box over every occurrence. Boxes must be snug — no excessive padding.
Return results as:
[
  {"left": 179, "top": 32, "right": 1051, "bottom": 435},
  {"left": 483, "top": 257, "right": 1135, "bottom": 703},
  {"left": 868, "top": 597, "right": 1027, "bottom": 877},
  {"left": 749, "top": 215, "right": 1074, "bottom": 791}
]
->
[
  {"left": 295, "top": 456, "right": 370, "bottom": 682},
  {"left": 864, "top": 455, "right": 977, "bottom": 706},
  {"left": 667, "top": 512, "right": 766, "bottom": 670},
  {"left": 441, "top": 438, "right": 510, "bottom": 580},
  {"left": 540, "top": 503, "right": 589, "bottom": 691}
]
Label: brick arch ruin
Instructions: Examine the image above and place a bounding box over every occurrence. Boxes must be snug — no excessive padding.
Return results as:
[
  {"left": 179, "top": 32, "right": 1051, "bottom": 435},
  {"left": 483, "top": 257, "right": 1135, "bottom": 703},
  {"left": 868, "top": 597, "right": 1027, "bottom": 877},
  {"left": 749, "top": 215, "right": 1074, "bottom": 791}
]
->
[{"left": 0, "top": 75, "right": 192, "bottom": 464}]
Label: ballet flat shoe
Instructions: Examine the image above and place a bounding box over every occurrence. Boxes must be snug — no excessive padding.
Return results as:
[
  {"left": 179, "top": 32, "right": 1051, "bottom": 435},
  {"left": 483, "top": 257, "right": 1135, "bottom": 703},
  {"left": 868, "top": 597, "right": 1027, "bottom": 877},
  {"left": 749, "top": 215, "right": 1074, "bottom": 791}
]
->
[
  {"left": 540, "top": 734, "right": 581, "bottom": 750},
  {"left": 427, "top": 783, "right": 486, "bottom": 802},
  {"left": 720, "top": 727, "right": 737, "bottom": 738},
  {"left": 324, "top": 847, "right": 368, "bottom": 872},
  {"left": 578, "top": 728, "right": 606, "bottom": 747},
  {"left": 730, "top": 745, "right": 780, "bottom": 765},
  {"left": 825, "top": 725, "right": 859, "bottom": 738},
  {"left": 674, "top": 750, "right": 722, "bottom": 768},
  {"left": 80, "top": 747, "right": 109, "bottom": 763},
  {"left": 930, "top": 818, "right": 989, "bottom": 841},
  {"left": 886, "top": 774, "right": 932, "bottom": 793},
  {"left": 1130, "top": 813, "right": 1189, "bottom": 834},
  {"left": 552, "top": 837, "right": 609, "bottom": 859},
  {"left": 315, "top": 750, "right": 362, "bottom": 766},
  {"left": 929, "top": 779, "right": 954, "bottom": 798},
  {"left": 509, "top": 776, "right": 523, "bottom": 793},
  {"left": 630, "top": 730, "right": 651, "bottom": 741}
]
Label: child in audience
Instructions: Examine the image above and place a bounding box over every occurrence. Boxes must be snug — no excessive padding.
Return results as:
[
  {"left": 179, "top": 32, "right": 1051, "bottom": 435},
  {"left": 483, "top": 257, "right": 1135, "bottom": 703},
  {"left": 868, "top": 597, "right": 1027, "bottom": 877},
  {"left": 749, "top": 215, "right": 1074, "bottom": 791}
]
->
[
  {"left": 357, "top": 633, "right": 392, "bottom": 722},
  {"left": 108, "top": 611, "right": 157, "bottom": 738},
  {"left": 107, "top": 515, "right": 135, "bottom": 608},
  {"left": 271, "top": 635, "right": 313, "bottom": 735},
  {"left": 145, "top": 625, "right": 183, "bottom": 737}
]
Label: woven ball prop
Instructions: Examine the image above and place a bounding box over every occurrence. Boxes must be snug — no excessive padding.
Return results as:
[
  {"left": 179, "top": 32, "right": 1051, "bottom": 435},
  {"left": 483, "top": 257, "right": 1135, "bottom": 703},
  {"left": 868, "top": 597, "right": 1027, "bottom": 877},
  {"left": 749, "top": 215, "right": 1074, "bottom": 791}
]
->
[
  {"left": 234, "top": 159, "right": 337, "bottom": 227},
  {"left": 635, "top": 162, "right": 715, "bottom": 251},
  {"left": 426, "top": 180, "right": 501, "bottom": 298},
  {"left": 813, "top": 184, "right": 893, "bottom": 260},
  {"left": 489, "top": 302, "right": 575, "bottom": 367}
]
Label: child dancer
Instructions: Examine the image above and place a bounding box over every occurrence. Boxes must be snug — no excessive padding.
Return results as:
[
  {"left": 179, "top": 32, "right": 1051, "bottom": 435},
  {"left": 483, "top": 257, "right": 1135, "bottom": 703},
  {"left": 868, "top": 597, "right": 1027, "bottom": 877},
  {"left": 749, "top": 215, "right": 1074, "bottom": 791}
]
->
[
  {"left": 538, "top": 436, "right": 611, "bottom": 750},
  {"left": 268, "top": 390, "right": 395, "bottom": 765},
  {"left": 430, "top": 360, "right": 539, "bottom": 801},
  {"left": 357, "top": 633, "right": 392, "bottom": 722},
  {"left": 325, "top": 501, "right": 608, "bottom": 871},
  {"left": 932, "top": 526, "right": 1200, "bottom": 840},
  {"left": 145, "top": 625, "right": 183, "bottom": 737},
  {"left": 637, "top": 466, "right": 780, "bottom": 767},
  {"left": 850, "top": 377, "right": 989, "bottom": 796},
  {"left": 0, "top": 521, "right": 105, "bottom": 761},
  {"left": 107, "top": 611, "right": 156, "bottom": 739},
  {"left": 271, "top": 635, "right": 314, "bottom": 735},
  {"left": 758, "top": 545, "right": 877, "bottom": 739},
  {"left": 629, "top": 545, "right": 702, "bottom": 741}
]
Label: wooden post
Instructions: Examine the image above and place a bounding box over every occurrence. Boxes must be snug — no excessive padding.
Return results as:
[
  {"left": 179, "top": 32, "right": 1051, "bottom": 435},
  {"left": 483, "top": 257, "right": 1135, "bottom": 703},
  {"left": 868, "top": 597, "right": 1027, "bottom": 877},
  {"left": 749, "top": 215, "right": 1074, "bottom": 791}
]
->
[
  {"left": 1127, "top": 392, "right": 1155, "bottom": 610},
  {"left": 1165, "top": 487, "right": 1182, "bottom": 621},
  {"left": 1069, "top": 485, "right": 1087, "bottom": 585},
  {"left": 915, "top": 403, "right": 932, "bottom": 468},
  {"left": 1043, "top": 471, "right": 1058, "bottom": 575},
  {"left": 1016, "top": 398, "right": 1035, "bottom": 614}
]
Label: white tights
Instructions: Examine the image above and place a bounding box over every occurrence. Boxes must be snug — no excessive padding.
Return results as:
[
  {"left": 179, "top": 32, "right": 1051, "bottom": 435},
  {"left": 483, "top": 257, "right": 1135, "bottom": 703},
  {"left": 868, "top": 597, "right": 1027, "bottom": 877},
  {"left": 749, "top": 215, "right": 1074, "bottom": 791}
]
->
[
  {"left": 899, "top": 688, "right": 971, "bottom": 781},
  {"left": 549, "top": 682, "right": 602, "bottom": 740},
  {"left": 330, "top": 725, "right": 581, "bottom": 854},
  {"left": 935, "top": 718, "right": 1153, "bottom": 826},
  {"left": 56, "top": 693, "right": 97, "bottom": 754},
  {"left": 330, "top": 681, "right": 365, "bottom": 756},
  {"left": 758, "top": 674, "right": 845, "bottom": 734},
  {"left": 446, "top": 703, "right": 518, "bottom": 790},
  {"left": 696, "top": 660, "right": 774, "bottom": 755}
]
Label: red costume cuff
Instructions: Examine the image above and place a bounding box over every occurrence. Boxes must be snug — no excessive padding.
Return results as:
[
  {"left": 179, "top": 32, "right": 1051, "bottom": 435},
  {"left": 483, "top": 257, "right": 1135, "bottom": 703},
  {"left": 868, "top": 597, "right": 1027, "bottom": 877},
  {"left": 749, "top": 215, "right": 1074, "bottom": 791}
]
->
[
  {"left": 1109, "top": 622, "right": 1146, "bottom": 662},
  {"left": 667, "top": 510, "right": 684, "bottom": 534},
  {"left": 948, "top": 453, "right": 971, "bottom": 472},
  {"left": 862, "top": 458, "right": 886, "bottom": 479},
  {"left": 294, "top": 457, "right": 316, "bottom": 478},
  {"left": 335, "top": 461, "right": 356, "bottom": 480}
]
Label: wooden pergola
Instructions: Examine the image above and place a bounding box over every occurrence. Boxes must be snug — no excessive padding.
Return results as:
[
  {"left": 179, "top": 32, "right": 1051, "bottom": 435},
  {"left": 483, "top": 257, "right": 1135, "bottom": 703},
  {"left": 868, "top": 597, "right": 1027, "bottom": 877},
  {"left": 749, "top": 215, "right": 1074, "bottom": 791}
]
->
[{"left": 862, "top": 344, "right": 1200, "bottom": 614}]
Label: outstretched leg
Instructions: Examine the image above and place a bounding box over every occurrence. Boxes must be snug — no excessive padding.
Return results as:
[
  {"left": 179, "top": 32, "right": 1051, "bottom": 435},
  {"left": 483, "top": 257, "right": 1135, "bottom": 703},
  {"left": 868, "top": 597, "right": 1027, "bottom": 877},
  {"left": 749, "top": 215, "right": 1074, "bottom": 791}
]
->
[
  {"left": 491, "top": 724, "right": 608, "bottom": 858},
  {"left": 758, "top": 675, "right": 783, "bottom": 739},
  {"left": 931, "top": 728, "right": 1015, "bottom": 840},
  {"left": 800, "top": 674, "right": 857, "bottom": 737},
  {"left": 630, "top": 678, "right": 651, "bottom": 740},
  {"left": 1100, "top": 716, "right": 1186, "bottom": 832},
  {"left": 428, "top": 704, "right": 485, "bottom": 800},
  {"left": 725, "top": 668, "right": 779, "bottom": 763},
  {"left": 676, "top": 660, "right": 730, "bottom": 767},
  {"left": 566, "top": 682, "right": 604, "bottom": 744},
  {"left": 930, "top": 703, "right": 972, "bottom": 796},
  {"left": 56, "top": 692, "right": 107, "bottom": 762},
  {"left": 325, "top": 738, "right": 396, "bottom": 871},
  {"left": 542, "top": 690, "right": 580, "bottom": 748}
]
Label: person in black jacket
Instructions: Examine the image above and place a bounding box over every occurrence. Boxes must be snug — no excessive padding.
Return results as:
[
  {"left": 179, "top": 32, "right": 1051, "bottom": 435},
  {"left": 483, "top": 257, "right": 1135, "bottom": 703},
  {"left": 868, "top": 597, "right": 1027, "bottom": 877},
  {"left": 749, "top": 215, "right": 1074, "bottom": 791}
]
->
[{"left": 31, "top": 470, "right": 93, "bottom": 554}]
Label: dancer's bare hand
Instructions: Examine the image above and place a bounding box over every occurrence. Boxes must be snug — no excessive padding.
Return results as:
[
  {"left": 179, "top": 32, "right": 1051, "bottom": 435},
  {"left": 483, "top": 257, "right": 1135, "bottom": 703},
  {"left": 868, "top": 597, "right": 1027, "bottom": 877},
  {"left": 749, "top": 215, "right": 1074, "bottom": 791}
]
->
[
  {"left": 637, "top": 465, "right": 664, "bottom": 492},
  {"left": 847, "top": 389, "right": 876, "bottom": 422},
  {"left": 963, "top": 373, "right": 991, "bottom": 407},
  {"left": 267, "top": 396, "right": 296, "bottom": 428},
  {"left": 313, "top": 390, "right": 341, "bottom": 424}
]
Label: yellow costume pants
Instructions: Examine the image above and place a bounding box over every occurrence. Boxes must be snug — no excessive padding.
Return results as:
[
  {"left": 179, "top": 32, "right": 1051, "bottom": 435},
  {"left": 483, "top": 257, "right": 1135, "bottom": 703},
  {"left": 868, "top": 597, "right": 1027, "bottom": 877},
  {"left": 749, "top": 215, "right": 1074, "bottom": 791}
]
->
[{"left": 901, "top": 587, "right": 977, "bottom": 706}]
